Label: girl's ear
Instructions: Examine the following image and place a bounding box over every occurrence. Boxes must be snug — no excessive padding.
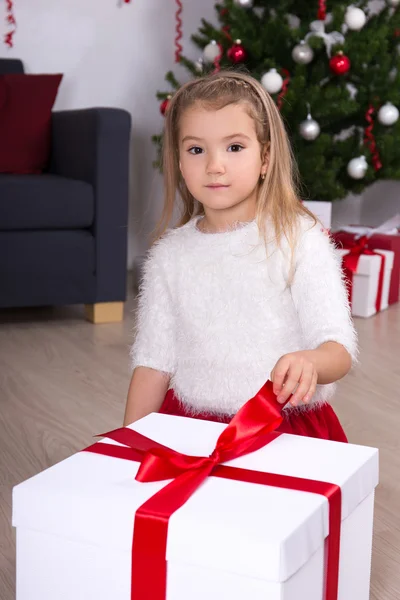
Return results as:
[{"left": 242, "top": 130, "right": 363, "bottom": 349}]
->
[
  {"left": 262, "top": 142, "right": 270, "bottom": 164},
  {"left": 261, "top": 143, "right": 270, "bottom": 176}
]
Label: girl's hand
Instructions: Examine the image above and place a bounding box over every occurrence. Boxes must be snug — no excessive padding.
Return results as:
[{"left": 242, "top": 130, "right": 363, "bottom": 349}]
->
[{"left": 270, "top": 351, "right": 318, "bottom": 407}]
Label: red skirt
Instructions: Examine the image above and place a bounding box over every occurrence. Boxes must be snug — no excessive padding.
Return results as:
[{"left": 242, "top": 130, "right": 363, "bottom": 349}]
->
[{"left": 160, "top": 389, "right": 348, "bottom": 443}]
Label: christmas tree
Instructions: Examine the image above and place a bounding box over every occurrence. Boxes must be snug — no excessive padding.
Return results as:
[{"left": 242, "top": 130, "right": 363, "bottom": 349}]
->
[{"left": 154, "top": 0, "right": 400, "bottom": 203}]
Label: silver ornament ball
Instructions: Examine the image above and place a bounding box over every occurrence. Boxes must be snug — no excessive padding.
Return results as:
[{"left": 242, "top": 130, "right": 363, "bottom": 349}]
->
[
  {"left": 233, "top": 0, "right": 254, "bottom": 7},
  {"left": 203, "top": 40, "right": 220, "bottom": 63},
  {"left": 378, "top": 102, "right": 399, "bottom": 126},
  {"left": 292, "top": 41, "right": 314, "bottom": 65},
  {"left": 261, "top": 69, "right": 283, "bottom": 94},
  {"left": 345, "top": 6, "right": 367, "bottom": 31},
  {"left": 299, "top": 115, "right": 320, "bottom": 141},
  {"left": 347, "top": 156, "right": 368, "bottom": 179}
]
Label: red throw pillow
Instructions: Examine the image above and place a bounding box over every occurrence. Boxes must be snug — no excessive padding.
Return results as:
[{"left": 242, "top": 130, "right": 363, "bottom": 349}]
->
[{"left": 0, "top": 73, "right": 63, "bottom": 174}]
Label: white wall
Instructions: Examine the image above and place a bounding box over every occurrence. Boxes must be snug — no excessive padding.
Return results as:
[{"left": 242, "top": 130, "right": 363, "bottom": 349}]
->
[
  {"left": 0, "top": 0, "right": 217, "bottom": 269},
  {"left": 332, "top": 183, "right": 400, "bottom": 230},
  {"left": 1, "top": 1, "right": 398, "bottom": 270}
]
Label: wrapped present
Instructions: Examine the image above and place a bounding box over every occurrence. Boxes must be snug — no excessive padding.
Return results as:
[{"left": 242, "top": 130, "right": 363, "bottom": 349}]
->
[
  {"left": 332, "top": 215, "right": 400, "bottom": 305},
  {"left": 303, "top": 200, "right": 332, "bottom": 230},
  {"left": 12, "top": 382, "right": 378, "bottom": 600},
  {"left": 336, "top": 240, "right": 395, "bottom": 318}
]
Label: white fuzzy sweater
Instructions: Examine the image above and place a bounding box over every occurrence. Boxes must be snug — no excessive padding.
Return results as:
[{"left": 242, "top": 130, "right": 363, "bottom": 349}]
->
[{"left": 131, "top": 216, "right": 357, "bottom": 416}]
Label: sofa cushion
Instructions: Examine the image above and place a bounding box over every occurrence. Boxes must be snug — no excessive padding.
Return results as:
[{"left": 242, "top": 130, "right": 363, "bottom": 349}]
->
[
  {"left": 0, "top": 174, "right": 94, "bottom": 231},
  {"left": 0, "top": 73, "right": 62, "bottom": 174},
  {"left": 0, "top": 230, "right": 96, "bottom": 308}
]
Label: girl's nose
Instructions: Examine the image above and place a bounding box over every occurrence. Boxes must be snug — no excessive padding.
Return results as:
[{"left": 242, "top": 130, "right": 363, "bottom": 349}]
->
[{"left": 206, "top": 152, "right": 225, "bottom": 175}]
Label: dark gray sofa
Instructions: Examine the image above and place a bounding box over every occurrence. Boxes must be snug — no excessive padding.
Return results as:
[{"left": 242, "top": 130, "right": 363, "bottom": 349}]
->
[{"left": 0, "top": 59, "right": 131, "bottom": 323}]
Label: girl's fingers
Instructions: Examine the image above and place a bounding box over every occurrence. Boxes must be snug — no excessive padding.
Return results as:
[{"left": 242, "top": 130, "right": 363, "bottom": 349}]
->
[
  {"left": 295, "top": 368, "right": 317, "bottom": 406},
  {"left": 303, "top": 371, "right": 318, "bottom": 405},
  {"left": 291, "top": 365, "right": 314, "bottom": 406},
  {"left": 272, "top": 358, "right": 290, "bottom": 397},
  {"left": 277, "top": 363, "right": 303, "bottom": 404}
]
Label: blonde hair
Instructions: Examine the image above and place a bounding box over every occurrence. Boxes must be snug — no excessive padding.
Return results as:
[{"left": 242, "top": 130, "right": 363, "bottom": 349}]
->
[{"left": 156, "top": 70, "right": 315, "bottom": 264}]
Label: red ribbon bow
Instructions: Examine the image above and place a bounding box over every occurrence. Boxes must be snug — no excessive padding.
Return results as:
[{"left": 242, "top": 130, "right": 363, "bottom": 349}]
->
[
  {"left": 85, "top": 381, "right": 341, "bottom": 600},
  {"left": 341, "top": 235, "right": 386, "bottom": 313}
]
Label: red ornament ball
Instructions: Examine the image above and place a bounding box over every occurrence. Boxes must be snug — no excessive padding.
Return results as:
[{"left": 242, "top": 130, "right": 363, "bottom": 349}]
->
[
  {"left": 329, "top": 52, "right": 351, "bottom": 75},
  {"left": 227, "top": 40, "right": 247, "bottom": 64},
  {"left": 160, "top": 97, "right": 171, "bottom": 116}
]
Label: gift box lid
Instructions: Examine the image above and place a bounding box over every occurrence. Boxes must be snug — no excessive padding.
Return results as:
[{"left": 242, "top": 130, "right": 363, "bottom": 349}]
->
[
  {"left": 334, "top": 215, "right": 400, "bottom": 239},
  {"left": 338, "top": 225, "right": 399, "bottom": 236},
  {"left": 336, "top": 248, "right": 394, "bottom": 277},
  {"left": 12, "top": 413, "right": 378, "bottom": 584}
]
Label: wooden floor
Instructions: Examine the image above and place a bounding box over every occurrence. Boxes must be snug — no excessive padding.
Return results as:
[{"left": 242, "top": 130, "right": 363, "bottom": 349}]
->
[{"left": 0, "top": 291, "right": 399, "bottom": 599}]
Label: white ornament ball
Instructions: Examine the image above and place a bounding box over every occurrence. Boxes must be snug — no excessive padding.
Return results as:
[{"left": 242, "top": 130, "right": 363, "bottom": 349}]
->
[
  {"left": 347, "top": 156, "right": 368, "bottom": 179},
  {"left": 299, "top": 115, "right": 321, "bottom": 141},
  {"left": 261, "top": 69, "right": 283, "bottom": 94},
  {"left": 387, "top": 0, "right": 400, "bottom": 7},
  {"left": 292, "top": 41, "right": 314, "bottom": 65},
  {"left": 345, "top": 6, "right": 367, "bottom": 31},
  {"left": 378, "top": 102, "right": 399, "bottom": 126},
  {"left": 203, "top": 40, "right": 220, "bottom": 63},
  {"left": 233, "top": 0, "right": 254, "bottom": 7}
]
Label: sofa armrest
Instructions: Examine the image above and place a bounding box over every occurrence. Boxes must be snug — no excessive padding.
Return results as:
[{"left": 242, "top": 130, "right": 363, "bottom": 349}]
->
[{"left": 50, "top": 108, "right": 132, "bottom": 302}]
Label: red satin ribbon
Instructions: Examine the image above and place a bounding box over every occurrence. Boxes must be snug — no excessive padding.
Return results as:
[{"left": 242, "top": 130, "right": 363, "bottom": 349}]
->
[
  {"left": 341, "top": 235, "right": 386, "bottom": 312},
  {"left": 85, "top": 381, "right": 342, "bottom": 600}
]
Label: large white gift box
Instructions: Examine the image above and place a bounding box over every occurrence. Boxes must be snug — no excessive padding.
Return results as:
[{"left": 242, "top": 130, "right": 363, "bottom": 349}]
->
[
  {"left": 336, "top": 247, "right": 394, "bottom": 318},
  {"left": 13, "top": 412, "right": 378, "bottom": 600},
  {"left": 303, "top": 201, "right": 332, "bottom": 229}
]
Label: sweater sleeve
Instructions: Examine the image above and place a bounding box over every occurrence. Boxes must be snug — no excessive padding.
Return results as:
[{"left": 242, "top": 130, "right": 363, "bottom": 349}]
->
[
  {"left": 130, "top": 242, "right": 176, "bottom": 374},
  {"left": 290, "top": 220, "right": 358, "bottom": 362}
]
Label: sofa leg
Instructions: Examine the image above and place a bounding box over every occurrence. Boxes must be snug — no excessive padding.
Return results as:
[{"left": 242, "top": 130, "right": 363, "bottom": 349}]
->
[{"left": 84, "top": 302, "right": 124, "bottom": 324}]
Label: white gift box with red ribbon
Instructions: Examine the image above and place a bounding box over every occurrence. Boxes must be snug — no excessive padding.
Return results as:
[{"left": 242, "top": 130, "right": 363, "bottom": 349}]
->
[
  {"left": 12, "top": 412, "right": 378, "bottom": 600},
  {"left": 336, "top": 247, "right": 395, "bottom": 318}
]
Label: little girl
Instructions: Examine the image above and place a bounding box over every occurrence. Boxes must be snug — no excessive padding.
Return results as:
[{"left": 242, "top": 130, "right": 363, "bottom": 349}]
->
[{"left": 124, "top": 71, "right": 357, "bottom": 442}]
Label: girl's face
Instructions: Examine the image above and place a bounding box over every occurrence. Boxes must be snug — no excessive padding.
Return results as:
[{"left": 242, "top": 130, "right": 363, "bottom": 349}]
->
[{"left": 179, "top": 102, "right": 267, "bottom": 222}]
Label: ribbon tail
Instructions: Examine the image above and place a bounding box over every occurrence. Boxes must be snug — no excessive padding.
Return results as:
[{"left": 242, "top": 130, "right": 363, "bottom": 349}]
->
[{"left": 215, "top": 381, "right": 284, "bottom": 460}]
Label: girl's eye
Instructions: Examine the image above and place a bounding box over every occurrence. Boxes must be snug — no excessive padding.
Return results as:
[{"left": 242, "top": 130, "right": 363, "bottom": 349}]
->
[
  {"left": 228, "top": 144, "right": 244, "bottom": 152},
  {"left": 188, "top": 146, "right": 203, "bottom": 155}
]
